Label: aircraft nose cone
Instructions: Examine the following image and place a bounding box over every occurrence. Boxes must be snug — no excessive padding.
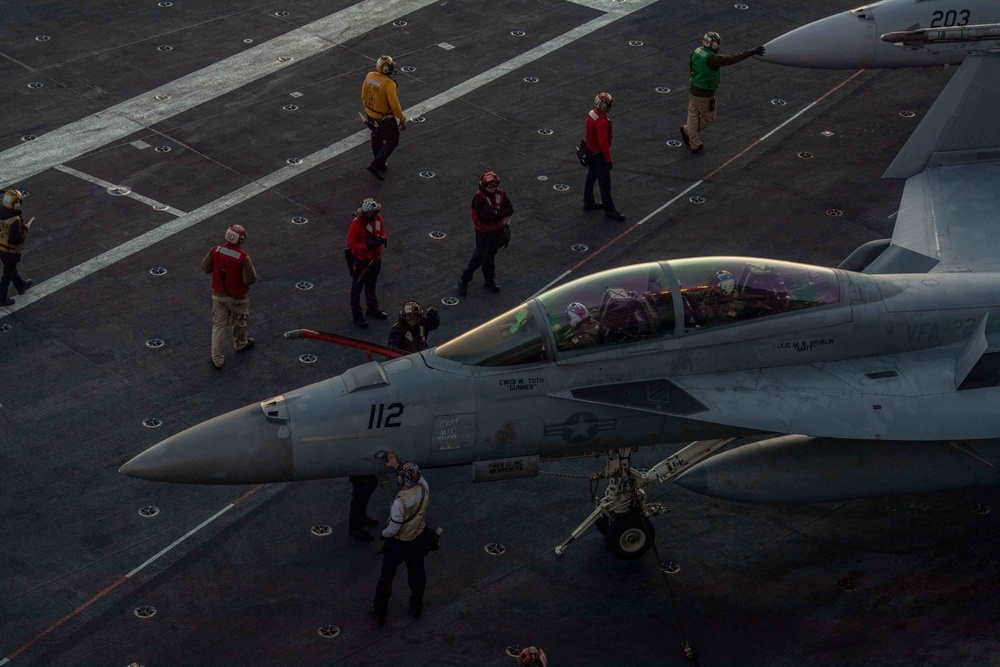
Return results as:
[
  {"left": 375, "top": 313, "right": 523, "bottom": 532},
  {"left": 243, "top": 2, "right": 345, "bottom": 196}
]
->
[
  {"left": 762, "top": 11, "right": 876, "bottom": 69},
  {"left": 120, "top": 403, "right": 293, "bottom": 484}
]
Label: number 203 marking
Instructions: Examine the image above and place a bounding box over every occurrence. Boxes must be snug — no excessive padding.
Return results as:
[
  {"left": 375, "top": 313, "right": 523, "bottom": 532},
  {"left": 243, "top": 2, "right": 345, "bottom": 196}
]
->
[
  {"left": 930, "top": 9, "right": 970, "bottom": 26},
  {"left": 368, "top": 402, "right": 404, "bottom": 429}
]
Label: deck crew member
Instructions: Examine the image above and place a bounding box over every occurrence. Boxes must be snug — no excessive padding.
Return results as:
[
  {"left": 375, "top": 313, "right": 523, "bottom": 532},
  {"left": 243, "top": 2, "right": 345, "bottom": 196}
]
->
[
  {"left": 346, "top": 198, "right": 388, "bottom": 328},
  {"left": 361, "top": 55, "right": 407, "bottom": 180},
  {"left": 387, "top": 300, "right": 440, "bottom": 353},
  {"left": 457, "top": 171, "right": 513, "bottom": 296},
  {"left": 200, "top": 224, "right": 257, "bottom": 369},
  {"left": 583, "top": 93, "right": 625, "bottom": 221},
  {"left": 0, "top": 189, "right": 34, "bottom": 308},
  {"left": 680, "top": 32, "right": 765, "bottom": 153},
  {"left": 371, "top": 451, "right": 431, "bottom": 624}
]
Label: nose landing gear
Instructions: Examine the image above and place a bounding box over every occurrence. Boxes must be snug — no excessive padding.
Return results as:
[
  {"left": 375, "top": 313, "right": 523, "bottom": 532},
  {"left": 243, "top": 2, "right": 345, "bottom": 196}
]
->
[{"left": 554, "top": 439, "right": 735, "bottom": 558}]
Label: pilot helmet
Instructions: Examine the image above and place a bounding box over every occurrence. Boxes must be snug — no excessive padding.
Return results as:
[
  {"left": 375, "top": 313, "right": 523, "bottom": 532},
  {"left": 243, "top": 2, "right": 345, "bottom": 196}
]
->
[
  {"left": 714, "top": 270, "right": 735, "bottom": 295},
  {"left": 518, "top": 646, "right": 548, "bottom": 667},
  {"left": 401, "top": 300, "right": 422, "bottom": 325},
  {"left": 2, "top": 189, "right": 24, "bottom": 210},
  {"left": 566, "top": 302, "right": 589, "bottom": 327},
  {"left": 396, "top": 462, "right": 421, "bottom": 486}
]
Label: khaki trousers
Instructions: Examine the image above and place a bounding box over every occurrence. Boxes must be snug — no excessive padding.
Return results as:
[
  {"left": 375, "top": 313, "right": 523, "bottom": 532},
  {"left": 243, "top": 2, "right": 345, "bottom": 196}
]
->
[
  {"left": 684, "top": 94, "right": 716, "bottom": 149},
  {"left": 211, "top": 294, "right": 250, "bottom": 366}
]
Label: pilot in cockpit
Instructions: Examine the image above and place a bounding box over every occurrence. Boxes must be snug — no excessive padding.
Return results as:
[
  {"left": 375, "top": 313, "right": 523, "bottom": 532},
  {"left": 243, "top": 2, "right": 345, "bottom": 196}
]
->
[
  {"left": 554, "top": 301, "right": 602, "bottom": 349},
  {"left": 697, "top": 269, "right": 743, "bottom": 325}
]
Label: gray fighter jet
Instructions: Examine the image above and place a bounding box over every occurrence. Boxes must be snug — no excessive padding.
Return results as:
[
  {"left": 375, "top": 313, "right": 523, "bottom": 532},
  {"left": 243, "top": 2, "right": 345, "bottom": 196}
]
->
[
  {"left": 761, "top": 0, "right": 1000, "bottom": 69},
  {"left": 121, "top": 2, "right": 1000, "bottom": 558}
]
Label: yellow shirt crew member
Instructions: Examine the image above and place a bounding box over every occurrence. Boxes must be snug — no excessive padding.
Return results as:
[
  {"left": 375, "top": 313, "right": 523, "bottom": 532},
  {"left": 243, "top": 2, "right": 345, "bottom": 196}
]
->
[{"left": 361, "top": 55, "right": 406, "bottom": 180}]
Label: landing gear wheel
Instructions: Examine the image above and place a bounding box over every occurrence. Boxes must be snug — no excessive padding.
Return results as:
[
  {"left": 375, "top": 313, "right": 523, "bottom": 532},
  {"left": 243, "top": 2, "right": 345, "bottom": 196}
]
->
[
  {"left": 605, "top": 511, "right": 654, "bottom": 559},
  {"left": 595, "top": 515, "right": 609, "bottom": 535}
]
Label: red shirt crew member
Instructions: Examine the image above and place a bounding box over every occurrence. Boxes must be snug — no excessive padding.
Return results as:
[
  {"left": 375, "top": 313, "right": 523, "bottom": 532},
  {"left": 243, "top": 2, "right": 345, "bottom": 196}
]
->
[
  {"left": 457, "top": 171, "right": 514, "bottom": 296},
  {"left": 347, "top": 198, "right": 388, "bottom": 328},
  {"left": 200, "top": 224, "right": 257, "bottom": 369},
  {"left": 583, "top": 92, "right": 625, "bottom": 221}
]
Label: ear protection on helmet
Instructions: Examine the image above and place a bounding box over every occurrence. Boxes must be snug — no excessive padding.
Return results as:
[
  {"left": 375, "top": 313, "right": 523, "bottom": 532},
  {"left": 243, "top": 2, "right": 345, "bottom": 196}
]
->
[
  {"left": 518, "top": 647, "right": 548, "bottom": 666},
  {"left": 224, "top": 224, "right": 246, "bottom": 244},
  {"left": 2, "top": 189, "right": 24, "bottom": 210},
  {"left": 702, "top": 31, "right": 722, "bottom": 48},
  {"left": 358, "top": 198, "right": 382, "bottom": 217},
  {"left": 480, "top": 171, "right": 500, "bottom": 188},
  {"left": 376, "top": 55, "right": 395, "bottom": 75},
  {"left": 396, "top": 462, "right": 421, "bottom": 486},
  {"left": 593, "top": 92, "right": 614, "bottom": 113},
  {"left": 401, "top": 300, "right": 422, "bottom": 319}
]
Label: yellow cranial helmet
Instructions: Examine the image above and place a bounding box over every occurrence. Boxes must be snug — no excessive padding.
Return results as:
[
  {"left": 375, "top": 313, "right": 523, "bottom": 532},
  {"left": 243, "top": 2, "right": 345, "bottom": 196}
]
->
[
  {"left": 376, "top": 55, "right": 395, "bottom": 75},
  {"left": 2, "top": 189, "right": 24, "bottom": 210}
]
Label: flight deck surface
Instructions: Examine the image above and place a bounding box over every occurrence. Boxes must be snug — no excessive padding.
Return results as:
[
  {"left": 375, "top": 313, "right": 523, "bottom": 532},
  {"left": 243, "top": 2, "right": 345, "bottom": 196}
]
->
[{"left": 2, "top": 1, "right": 997, "bottom": 665}]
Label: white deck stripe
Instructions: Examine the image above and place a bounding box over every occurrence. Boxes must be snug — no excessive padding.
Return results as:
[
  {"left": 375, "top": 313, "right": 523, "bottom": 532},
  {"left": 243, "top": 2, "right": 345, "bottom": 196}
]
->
[
  {"left": 0, "top": 0, "right": 440, "bottom": 187},
  {"left": 0, "top": 1, "right": 658, "bottom": 320},
  {"left": 759, "top": 101, "right": 818, "bottom": 141},
  {"left": 54, "top": 166, "right": 186, "bottom": 216},
  {"left": 635, "top": 181, "right": 704, "bottom": 226},
  {"left": 125, "top": 504, "right": 234, "bottom": 578}
]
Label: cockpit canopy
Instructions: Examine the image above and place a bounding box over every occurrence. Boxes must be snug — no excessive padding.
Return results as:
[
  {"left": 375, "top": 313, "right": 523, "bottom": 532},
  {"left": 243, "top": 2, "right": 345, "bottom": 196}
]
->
[{"left": 434, "top": 258, "right": 841, "bottom": 366}]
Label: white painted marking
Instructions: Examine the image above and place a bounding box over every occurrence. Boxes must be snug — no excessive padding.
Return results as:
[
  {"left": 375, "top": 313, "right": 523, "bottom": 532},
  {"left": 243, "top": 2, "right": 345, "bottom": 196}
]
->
[
  {"left": 126, "top": 504, "right": 234, "bottom": 578},
  {"left": 1, "top": 657, "right": 9, "bottom": 665},
  {"left": 130, "top": 140, "right": 151, "bottom": 150},
  {"left": 635, "top": 181, "right": 703, "bottom": 225},
  {"left": 289, "top": 91, "right": 304, "bottom": 98},
  {"left": 759, "top": 101, "right": 818, "bottom": 142},
  {"left": 54, "top": 166, "right": 186, "bottom": 216},
  {"left": 0, "top": 0, "right": 441, "bottom": 187},
  {"left": 438, "top": 42, "right": 455, "bottom": 50},
  {"left": 0, "top": 0, "right": 658, "bottom": 320}
]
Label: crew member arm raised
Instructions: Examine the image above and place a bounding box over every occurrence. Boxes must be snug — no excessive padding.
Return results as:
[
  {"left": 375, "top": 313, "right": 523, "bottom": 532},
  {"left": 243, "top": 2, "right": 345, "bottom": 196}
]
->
[{"left": 706, "top": 49, "right": 762, "bottom": 69}]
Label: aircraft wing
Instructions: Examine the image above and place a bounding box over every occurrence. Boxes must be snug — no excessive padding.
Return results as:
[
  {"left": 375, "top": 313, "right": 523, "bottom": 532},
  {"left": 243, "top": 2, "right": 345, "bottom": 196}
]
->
[
  {"left": 563, "top": 324, "right": 999, "bottom": 442},
  {"left": 668, "top": 337, "right": 1000, "bottom": 441},
  {"left": 865, "top": 52, "right": 1000, "bottom": 274}
]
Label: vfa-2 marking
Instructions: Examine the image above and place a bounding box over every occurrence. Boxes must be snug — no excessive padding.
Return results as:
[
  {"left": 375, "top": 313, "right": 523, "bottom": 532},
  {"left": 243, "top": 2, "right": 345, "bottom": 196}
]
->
[
  {"left": 906, "top": 317, "right": 976, "bottom": 345},
  {"left": 368, "top": 402, "right": 404, "bottom": 429}
]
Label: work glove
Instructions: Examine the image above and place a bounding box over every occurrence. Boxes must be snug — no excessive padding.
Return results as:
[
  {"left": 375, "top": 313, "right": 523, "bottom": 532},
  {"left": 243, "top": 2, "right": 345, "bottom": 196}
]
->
[
  {"left": 750, "top": 45, "right": 766, "bottom": 56},
  {"left": 607, "top": 161, "right": 613, "bottom": 171},
  {"left": 399, "top": 118, "right": 407, "bottom": 131},
  {"left": 424, "top": 307, "right": 440, "bottom": 331}
]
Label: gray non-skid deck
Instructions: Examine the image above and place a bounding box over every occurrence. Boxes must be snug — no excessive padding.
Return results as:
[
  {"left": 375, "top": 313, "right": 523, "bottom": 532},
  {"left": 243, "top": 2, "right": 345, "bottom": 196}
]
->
[{"left": 2, "top": 1, "right": 997, "bottom": 665}]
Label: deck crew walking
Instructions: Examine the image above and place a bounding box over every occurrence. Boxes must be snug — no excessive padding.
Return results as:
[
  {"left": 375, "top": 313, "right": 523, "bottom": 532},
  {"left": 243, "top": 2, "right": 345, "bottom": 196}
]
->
[
  {"left": 200, "top": 224, "right": 257, "bottom": 369},
  {"left": 361, "top": 55, "right": 407, "bottom": 180}
]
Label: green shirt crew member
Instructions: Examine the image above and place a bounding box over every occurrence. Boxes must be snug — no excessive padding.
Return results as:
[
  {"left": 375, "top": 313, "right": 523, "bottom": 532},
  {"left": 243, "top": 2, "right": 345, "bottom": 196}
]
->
[{"left": 680, "top": 32, "right": 765, "bottom": 154}]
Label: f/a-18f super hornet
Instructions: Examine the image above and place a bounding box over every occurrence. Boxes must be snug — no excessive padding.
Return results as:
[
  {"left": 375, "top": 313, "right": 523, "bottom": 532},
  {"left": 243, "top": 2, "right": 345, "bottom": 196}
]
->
[
  {"left": 122, "top": 13, "right": 1000, "bottom": 559},
  {"left": 760, "top": 0, "right": 1000, "bottom": 69}
]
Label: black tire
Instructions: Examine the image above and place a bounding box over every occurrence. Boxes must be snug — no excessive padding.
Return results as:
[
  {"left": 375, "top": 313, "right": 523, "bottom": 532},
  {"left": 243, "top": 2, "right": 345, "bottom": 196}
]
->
[
  {"left": 604, "top": 511, "right": 654, "bottom": 559},
  {"left": 595, "top": 515, "right": 609, "bottom": 535}
]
